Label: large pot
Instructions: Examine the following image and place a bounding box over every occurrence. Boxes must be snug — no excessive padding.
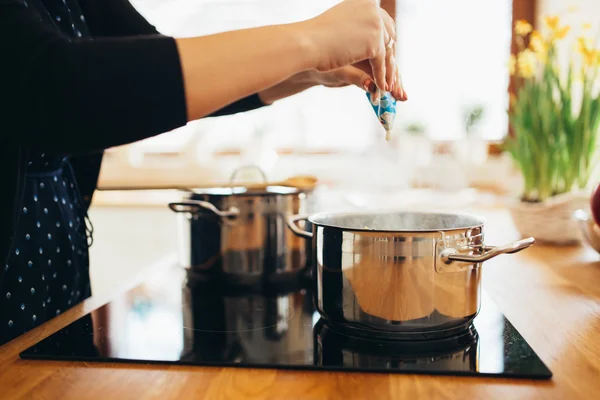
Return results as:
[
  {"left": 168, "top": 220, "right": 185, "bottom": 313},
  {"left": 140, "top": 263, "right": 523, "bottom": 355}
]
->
[
  {"left": 287, "top": 211, "right": 534, "bottom": 336},
  {"left": 169, "top": 167, "right": 311, "bottom": 289}
]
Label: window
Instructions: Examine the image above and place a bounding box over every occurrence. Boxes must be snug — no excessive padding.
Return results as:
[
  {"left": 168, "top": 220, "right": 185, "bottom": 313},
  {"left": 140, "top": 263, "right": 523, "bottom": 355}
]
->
[{"left": 395, "top": 0, "right": 512, "bottom": 140}]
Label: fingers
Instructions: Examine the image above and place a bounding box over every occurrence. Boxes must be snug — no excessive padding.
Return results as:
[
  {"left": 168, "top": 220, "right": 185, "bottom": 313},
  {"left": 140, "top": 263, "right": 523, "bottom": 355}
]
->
[
  {"left": 379, "top": 8, "right": 396, "bottom": 91},
  {"left": 391, "top": 64, "right": 408, "bottom": 101},
  {"left": 369, "top": 30, "right": 387, "bottom": 92},
  {"left": 353, "top": 60, "right": 375, "bottom": 79},
  {"left": 340, "top": 66, "right": 376, "bottom": 92},
  {"left": 385, "top": 41, "right": 395, "bottom": 92}
]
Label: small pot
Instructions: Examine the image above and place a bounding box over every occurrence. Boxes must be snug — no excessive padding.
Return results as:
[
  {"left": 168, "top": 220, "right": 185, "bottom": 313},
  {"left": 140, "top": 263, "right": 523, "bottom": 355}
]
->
[
  {"left": 287, "top": 211, "right": 534, "bottom": 335},
  {"left": 169, "top": 166, "right": 311, "bottom": 289}
]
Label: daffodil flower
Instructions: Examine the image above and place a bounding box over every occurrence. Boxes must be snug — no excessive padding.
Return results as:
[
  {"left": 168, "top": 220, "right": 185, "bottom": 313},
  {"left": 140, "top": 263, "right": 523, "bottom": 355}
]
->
[
  {"left": 515, "top": 19, "right": 533, "bottom": 36},
  {"left": 583, "top": 49, "right": 599, "bottom": 67},
  {"left": 554, "top": 25, "right": 570, "bottom": 40},
  {"left": 528, "top": 31, "right": 547, "bottom": 62},
  {"left": 544, "top": 15, "right": 560, "bottom": 31},
  {"left": 517, "top": 49, "right": 537, "bottom": 78},
  {"left": 577, "top": 36, "right": 591, "bottom": 53},
  {"left": 575, "top": 36, "right": 599, "bottom": 67}
]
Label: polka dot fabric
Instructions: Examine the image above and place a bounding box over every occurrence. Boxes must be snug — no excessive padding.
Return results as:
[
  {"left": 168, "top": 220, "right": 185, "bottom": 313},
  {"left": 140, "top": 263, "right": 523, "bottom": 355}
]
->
[
  {"left": 41, "top": 0, "right": 91, "bottom": 38},
  {"left": 0, "top": 0, "right": 92, "bottom": 345},
  {"left": 0, "top": 156, "right": 92, "bottom": 343}
]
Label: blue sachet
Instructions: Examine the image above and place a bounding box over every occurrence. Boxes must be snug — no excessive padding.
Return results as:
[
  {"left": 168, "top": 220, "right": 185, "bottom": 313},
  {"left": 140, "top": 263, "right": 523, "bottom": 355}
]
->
[{"left": 366, "top": 90, "right": 397, "bottom": 137}]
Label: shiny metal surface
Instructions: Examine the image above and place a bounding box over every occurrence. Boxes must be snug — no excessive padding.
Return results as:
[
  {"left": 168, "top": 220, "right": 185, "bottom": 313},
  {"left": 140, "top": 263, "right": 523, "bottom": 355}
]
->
[
  {"left": 440, "top": 237, "right": 535, "bottom": 264},
  {"left": 288, "top": 211, "right": 534, "bottom": 333},
  {"left": 181, "top": 280, "right": 314, "bottom": 364},
  {"left": 169, "top": 179, "right": 311, "bottom": 287},
  {"left": 168, "top": 199, "right": 239, "bottom": 218},
  {"left": 314, "top": 319, "right": 479, "bottom": 371}
]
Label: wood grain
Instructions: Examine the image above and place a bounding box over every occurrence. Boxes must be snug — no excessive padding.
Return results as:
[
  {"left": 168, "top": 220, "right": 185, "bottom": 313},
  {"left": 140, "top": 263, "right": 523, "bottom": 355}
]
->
[{"left": 1, "top": 207, "right": 599, "bottom": 399}]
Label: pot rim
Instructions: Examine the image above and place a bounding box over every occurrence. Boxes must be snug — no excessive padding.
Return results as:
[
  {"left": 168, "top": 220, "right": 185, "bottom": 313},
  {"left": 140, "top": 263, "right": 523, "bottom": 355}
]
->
[
  {"left": 306, "top": 209, "right": 487, "bottom": 233},
  {"left": 183, "top": 184, "right": 304, "bottom": 197}
]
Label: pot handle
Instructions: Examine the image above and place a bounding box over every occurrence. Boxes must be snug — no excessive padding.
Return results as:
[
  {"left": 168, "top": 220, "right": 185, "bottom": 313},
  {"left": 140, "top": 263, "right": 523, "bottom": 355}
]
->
[
  {"left": 168, "top": 200, "right": 239, "bottom": 219},
  {"left": 440, "top": 237, "right": 535, "bottom": 265},
  {"left": 286, "top": 215, "right": 313, "bottom": 239}
]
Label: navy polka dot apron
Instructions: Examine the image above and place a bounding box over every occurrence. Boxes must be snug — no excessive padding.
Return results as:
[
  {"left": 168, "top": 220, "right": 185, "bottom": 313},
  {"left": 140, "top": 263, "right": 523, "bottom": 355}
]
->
[{"left": 0, "top": 0, "right": 93, "bottom": 344}]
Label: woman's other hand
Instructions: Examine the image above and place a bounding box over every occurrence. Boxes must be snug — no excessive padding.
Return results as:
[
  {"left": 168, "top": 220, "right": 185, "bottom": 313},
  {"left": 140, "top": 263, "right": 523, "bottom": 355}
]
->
[
  {"left": 302, "top": 0, "right": 398, "bottom": 92},
  {"left": 258, "top": 65, "right": 407, "bottom": 105}
]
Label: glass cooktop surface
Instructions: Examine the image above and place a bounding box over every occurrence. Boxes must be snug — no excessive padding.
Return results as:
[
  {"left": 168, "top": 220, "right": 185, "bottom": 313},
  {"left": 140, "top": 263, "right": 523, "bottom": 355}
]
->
[{"left": 20, "top": 264, "right": 552, "bottom": 379}]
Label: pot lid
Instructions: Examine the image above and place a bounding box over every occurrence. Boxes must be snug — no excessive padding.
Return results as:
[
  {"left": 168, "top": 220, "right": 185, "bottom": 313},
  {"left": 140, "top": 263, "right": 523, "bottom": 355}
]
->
[
  {"left": 184, "top": 167, "right": 316, "bottom": 197},
  {"left": 187, "top": 184, "right": 302, "bottom": 197},
  {"left": 307, "top": 211, "right": 486, "bottom": 232}
]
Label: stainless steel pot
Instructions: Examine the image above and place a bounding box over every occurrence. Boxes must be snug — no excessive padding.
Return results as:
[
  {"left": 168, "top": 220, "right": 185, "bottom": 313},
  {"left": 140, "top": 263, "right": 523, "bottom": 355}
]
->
[
  {"left": 168, "top": 167, "right": 311, "bottom": 288},
  {"left": 287, "top": 211, "right": 534, "bottom": 336}
]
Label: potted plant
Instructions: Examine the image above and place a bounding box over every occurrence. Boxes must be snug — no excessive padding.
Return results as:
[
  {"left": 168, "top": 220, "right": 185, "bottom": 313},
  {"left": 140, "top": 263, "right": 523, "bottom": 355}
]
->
[{"left": 505, "top": 15, "right": 600, "bottom": 244}]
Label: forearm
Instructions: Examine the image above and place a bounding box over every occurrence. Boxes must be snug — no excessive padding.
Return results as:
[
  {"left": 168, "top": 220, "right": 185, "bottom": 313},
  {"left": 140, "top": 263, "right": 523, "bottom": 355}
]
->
[
  {"left": 176, "top": 23, "right": 313, "bottom": 121},
  {"left": 257, "top": 71, "right": 318, "bottom": 105}
]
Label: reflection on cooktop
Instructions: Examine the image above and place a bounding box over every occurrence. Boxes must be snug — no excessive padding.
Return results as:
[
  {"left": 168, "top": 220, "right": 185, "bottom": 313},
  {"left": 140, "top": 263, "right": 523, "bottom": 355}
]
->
[{"left": 20, "top": 265, "right": 552, "bottom": 379}]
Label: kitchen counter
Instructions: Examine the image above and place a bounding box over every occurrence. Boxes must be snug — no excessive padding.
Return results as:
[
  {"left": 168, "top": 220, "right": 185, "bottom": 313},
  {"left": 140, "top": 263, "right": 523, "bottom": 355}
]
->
[{"left": 1, "top": 203, "right": 599, "bottom": 399}]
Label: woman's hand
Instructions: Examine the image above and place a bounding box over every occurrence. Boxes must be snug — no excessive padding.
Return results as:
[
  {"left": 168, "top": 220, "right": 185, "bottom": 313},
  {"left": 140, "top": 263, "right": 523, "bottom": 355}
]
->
[
  {"left": 301, "top": 0, "right": 398, "bottom": 92},
  {"left": 258, "top": 65, "right": 407, "bottom": 105}
]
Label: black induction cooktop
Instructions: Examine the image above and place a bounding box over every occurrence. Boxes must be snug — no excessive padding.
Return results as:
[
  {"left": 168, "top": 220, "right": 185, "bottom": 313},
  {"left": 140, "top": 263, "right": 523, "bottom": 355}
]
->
[{"left": 20, "top": 263, "right": 552, "bottom": 379}]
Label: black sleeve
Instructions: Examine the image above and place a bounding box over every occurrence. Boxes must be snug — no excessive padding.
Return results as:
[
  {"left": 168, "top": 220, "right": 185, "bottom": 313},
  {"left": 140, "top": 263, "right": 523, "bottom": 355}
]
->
[
  {"left": 78, "top": 0, "right": 266, "bottom": 120},
  {"left": 78, "top": 0, "right": 161, "bottom": 36},
  {"left": 0, "top": 1, "right": 264, "bottom": 154}
]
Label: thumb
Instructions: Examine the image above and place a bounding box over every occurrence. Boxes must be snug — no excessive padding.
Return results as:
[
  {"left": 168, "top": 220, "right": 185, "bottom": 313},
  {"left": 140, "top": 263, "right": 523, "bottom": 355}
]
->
[{"left": 341, "top": 66, "right": 376, "bottom": 93}]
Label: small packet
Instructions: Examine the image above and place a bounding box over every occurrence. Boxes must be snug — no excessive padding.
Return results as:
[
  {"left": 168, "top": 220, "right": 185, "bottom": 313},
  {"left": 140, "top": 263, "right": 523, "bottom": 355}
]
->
[{"left": 366, "top": 90, "right": 397, "bottom": 140}]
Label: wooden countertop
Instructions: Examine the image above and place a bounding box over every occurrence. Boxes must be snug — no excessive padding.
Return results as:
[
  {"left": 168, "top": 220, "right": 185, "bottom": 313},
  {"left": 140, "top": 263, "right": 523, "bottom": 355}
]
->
[{"left": 1, "top": 207, "right": 599, "bottom": 399}]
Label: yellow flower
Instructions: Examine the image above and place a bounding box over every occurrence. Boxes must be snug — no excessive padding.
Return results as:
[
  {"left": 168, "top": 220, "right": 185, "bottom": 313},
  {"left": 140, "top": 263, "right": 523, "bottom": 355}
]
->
[
  {"left": 583, "top": 49, "right": 600, "bottom": 67},
  {"left": 529, "top": 31, "right": 545, "bottom": 51},
  {"left": 544, "top": 15, "right": 560, "bottom": 31},
  {"left": 540, "top": 16, "right": 570, "bottom": 41},
  {"left": 576, "top": 37, "right": 599, "bottom": 67},
  {"left": 583, "top": 23, "right": 592, "bottom": 30},
  {"left": 517, "top": 49, "right": 537, "bottom": 78},
  {"left": 528, "top": 31, "right": 547, "bottom": 62},
  {"left": 515, "top": 19, "right": 533, "bottom": 36},
  {"left": 577, "top": 36, "right": 591, "bottom": 53},
  {"left": 567, "top": 5, "right": 579, "bottom": 13},
  {"left": 508, "top": 54, "right": 516, "bottom": 75},
  {"left": 554, "top": 25, "right": 571, "bottom": 39}
]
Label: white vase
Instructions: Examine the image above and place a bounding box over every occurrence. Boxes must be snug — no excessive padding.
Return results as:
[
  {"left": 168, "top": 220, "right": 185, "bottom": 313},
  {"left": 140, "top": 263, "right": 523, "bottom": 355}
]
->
[{"left": 507, "top": 191, "right": 590, "bottom": 245}]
